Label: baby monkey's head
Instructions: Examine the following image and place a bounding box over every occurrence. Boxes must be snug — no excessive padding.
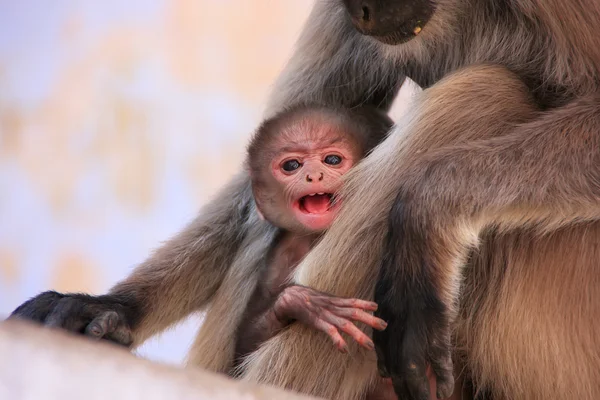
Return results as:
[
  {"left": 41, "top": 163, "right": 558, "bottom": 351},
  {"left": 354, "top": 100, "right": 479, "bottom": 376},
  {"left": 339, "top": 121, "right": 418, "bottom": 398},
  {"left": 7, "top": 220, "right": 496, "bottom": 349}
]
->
[{"left": 248, "top": 104, "right": 393, "bottom": 234}]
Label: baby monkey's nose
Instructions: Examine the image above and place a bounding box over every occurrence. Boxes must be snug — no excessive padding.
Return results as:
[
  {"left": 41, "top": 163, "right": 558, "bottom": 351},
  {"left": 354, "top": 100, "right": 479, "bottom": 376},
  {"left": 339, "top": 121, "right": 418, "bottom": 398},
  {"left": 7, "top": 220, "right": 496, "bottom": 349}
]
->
[{"left": 306, "top": 172, "right": 324, "bottom": 182}]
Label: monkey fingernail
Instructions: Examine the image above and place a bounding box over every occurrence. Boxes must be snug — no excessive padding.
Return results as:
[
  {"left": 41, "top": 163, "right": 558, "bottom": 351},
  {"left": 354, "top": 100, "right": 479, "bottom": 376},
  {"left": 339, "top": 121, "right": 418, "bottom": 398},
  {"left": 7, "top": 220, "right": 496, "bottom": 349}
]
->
[
  {"left": 340, "top": 344, "right": 349, "bottom": 353},
  {"left": 379, "top": 321, "right": 388, "bottom": 330},
  {"left": 366, "top": 341, "right": 375, "bottom": 350}
]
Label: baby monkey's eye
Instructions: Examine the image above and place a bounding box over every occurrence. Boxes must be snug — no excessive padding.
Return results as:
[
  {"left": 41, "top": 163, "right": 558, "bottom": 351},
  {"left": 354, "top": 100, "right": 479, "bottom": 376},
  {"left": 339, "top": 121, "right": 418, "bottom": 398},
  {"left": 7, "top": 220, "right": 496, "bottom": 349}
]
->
[
  {"left": 282, "top": 159, "right": 301, "bottom": 172},
  {"left": 324, "top": 154, "right": 342, "bottom": 165}
]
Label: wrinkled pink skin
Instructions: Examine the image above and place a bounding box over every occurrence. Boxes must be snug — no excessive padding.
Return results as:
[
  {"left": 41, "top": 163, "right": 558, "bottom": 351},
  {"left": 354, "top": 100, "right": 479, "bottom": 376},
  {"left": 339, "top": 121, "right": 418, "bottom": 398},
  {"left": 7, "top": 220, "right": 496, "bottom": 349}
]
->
[{"left": 269, "top": 135, "right": 358, "bottom": 232}]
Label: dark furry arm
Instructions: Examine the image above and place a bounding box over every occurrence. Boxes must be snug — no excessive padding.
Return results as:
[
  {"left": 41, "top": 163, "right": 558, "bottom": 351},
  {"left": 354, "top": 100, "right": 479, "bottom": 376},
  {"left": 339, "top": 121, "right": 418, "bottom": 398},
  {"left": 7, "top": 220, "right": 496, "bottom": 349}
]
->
[
  {"left": 109, "top": 172, "right": 264, "bottom": 344},
  {"left": 10, "top": 173, "right": 267, "bottom": 346}
]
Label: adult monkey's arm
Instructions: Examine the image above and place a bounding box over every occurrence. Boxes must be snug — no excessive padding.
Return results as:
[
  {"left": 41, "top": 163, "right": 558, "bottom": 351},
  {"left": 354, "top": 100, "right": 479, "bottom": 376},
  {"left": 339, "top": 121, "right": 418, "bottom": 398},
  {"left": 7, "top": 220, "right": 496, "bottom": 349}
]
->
[
  {"left": 9, "top": 0, "right": 402, "bottom": 347},
  {"left": 10, "top": 174, "right": 267, "bottom": 346},
  {"left": 265, "top": 1, "right": 403, "bottom": 117}
]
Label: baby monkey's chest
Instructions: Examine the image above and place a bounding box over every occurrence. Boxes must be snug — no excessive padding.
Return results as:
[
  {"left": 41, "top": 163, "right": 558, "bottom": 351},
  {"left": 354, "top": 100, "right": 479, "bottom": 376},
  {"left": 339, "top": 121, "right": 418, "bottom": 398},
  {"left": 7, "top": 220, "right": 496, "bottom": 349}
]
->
[{"left": 264, "top": 232, "right": 318, "bottom": 294}]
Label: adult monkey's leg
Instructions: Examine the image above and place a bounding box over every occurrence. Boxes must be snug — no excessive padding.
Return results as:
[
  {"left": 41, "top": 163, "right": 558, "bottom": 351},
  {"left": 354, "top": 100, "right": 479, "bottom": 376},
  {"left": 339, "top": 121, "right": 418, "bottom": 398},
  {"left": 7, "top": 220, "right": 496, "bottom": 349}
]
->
[
  {"left": 375, "top": 77, "right": 600, "bottom": 398},
  {"left": 9, "top": 1, "right": 401, "bottom": 350},
  {"left": 242, "top": 65, "right": 540, "bottom": 400}
]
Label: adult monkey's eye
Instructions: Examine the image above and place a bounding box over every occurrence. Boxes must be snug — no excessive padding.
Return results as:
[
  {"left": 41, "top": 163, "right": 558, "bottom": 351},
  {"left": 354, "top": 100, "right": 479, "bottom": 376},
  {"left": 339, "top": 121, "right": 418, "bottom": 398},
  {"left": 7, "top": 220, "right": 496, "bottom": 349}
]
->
[
  {"left": 324, "top": 154, "right": 342, "bottom": 165},
  {"left": 282, "top": 159, "right": 301, "bottom": 172}
]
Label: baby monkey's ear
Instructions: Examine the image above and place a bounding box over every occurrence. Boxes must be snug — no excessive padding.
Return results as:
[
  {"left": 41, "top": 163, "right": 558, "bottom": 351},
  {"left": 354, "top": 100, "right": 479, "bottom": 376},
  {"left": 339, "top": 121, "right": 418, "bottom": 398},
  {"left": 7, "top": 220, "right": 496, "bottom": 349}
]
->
[{"left": 247, "top": 163, "right": 265, "bottom": 222}]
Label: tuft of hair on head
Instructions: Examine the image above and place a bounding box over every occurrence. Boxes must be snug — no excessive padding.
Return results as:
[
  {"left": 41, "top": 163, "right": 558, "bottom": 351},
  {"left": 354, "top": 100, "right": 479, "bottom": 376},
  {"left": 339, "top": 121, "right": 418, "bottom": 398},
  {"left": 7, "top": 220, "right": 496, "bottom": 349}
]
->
[{"left": 246, "top": 103, "right": 394, "bottom": 178}]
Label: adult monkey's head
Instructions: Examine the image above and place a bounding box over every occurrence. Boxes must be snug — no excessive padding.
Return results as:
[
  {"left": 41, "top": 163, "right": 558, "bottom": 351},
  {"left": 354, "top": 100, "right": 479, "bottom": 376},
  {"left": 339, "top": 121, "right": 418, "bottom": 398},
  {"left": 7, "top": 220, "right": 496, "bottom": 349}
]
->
[{"left": 343, "top": 0, "right": 438, "bottom": 45}]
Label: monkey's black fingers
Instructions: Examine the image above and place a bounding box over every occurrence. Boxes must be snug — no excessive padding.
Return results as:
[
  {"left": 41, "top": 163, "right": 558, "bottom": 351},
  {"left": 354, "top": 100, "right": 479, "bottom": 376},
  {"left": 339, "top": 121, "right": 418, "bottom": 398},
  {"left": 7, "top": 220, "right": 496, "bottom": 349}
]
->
[
  {"left": 373, "top": 336, "right": 397, "bottom": 383},
  {"left": 85, "top": 311, "right": 133, "bottom": 346},
  {"left": 8, "top": 291, "right": 65, "bottom": 323},
  {"left": 85, "top": 311, "right": 118, "bottom": 337},
  {"left": 373, "top": 307, "right": 432, "bottom": 399},
  {"left": 8, "top": 291, "right": 137, "bottom": 348},
  {"left": 45, "top": 297, "right": 94, "bottom": 332},
  {"left": 391, "top": 335, "right": 431, "bottom": 400},
  {"left": 372, "top": 309, "right": 392, "bottom": 377},
  {"left": 105, "top": 325, "right": 134, "bottom": 347},
  {"left": 391, "top": 369, "right": 431, "bottom": 400},
  {"left": 331, "top": 306, "right": 387, "bottom": 331},
  {"left": 429, "top": 342, "right": 454, "bottom": 399},
  {"left": 383, "top": 317, "right": 452, "bottom": 400},
  {"left": 321, "top": 310, "right": 375, "bottom": 350},
  {"left": 374, "top": 340, "right": 390, "bottom": 378}
]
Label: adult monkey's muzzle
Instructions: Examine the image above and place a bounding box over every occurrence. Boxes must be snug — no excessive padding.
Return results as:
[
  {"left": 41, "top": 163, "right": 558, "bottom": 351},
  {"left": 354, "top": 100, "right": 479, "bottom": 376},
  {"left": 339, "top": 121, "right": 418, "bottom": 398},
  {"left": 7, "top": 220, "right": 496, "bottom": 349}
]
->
[{"left": 342, "top": 0, "right": 437, "bottom": 45}]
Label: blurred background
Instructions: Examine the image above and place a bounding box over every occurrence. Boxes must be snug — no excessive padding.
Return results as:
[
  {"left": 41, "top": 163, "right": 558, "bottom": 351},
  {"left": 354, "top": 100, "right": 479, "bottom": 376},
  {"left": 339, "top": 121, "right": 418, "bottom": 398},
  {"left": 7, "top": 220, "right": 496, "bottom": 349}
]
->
[{"left": 0, "top": 0, "right": 417, "bottom": 365}]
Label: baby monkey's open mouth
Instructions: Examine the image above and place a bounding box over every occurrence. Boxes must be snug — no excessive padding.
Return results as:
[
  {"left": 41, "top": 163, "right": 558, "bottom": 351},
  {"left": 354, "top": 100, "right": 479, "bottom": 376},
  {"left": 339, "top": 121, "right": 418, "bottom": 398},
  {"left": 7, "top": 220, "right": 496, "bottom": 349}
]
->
[{"left": 298, "top": 193, "right": 336, "bottom": 214}]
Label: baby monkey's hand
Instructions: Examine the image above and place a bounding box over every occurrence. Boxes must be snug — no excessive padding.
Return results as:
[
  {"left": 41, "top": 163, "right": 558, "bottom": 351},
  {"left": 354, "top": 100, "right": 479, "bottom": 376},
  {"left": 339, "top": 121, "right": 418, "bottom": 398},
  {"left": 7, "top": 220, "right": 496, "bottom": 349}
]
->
[{"left": 273, "top": 285, "right": 387, "bottom": 352}]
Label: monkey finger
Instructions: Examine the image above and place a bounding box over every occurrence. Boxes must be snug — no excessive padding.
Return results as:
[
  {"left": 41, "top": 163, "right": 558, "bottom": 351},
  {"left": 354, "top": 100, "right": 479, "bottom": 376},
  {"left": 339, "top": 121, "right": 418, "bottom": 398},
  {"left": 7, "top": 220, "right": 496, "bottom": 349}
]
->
[
  {"left": 329, "top": 297, "right": 378, "bottom": 311},
  {"left": 332, "top": 307, "right": 387, "bottom": 331},
  {"left": 311, "top": 318, "right": 349, "bottom": 353},
  {"left": 429, "top": 352, "right": 454, "bottom": 399},
  {"left": 322, "top": 311, "right": 375, "bottom": 350},
  {"left": 425, "top": 366, "right": 441, "bottom": 400},
  {"left": 85, "top": 311, "right": 120, "bottom": 339},
  {"left": 104, "top": 324, "right": 134, "bottom": 347},
  {"left": 392, "top": 372, "right": 431, "bottom": 400},
  {"left": 377, "top": 356, "right": 390, "bottom": 378},
  {"left": 44, "top": 297, "right": 90, "bottom": 332}
]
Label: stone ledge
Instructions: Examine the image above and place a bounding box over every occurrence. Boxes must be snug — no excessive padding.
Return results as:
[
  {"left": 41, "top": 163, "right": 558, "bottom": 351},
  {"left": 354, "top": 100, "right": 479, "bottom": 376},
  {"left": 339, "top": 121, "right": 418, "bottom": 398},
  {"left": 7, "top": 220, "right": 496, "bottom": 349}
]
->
[{"left": 0, "top": 320, "right": 319, "bottom": 400}]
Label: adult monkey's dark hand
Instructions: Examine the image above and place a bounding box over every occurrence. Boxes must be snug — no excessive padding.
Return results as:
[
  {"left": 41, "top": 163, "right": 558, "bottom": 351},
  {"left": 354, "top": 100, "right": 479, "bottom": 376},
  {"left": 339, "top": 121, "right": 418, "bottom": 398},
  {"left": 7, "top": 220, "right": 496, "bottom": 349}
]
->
[{"left": 11, "top": 291, "right": 136, "bottom": 346}]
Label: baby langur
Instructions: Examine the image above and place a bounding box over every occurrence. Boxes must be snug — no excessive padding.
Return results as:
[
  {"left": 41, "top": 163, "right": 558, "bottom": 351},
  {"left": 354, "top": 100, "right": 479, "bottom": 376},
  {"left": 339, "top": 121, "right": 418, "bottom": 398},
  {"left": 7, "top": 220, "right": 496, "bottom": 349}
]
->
[{"left": 235, "top": 104, "right": 393, "bottom": 366}]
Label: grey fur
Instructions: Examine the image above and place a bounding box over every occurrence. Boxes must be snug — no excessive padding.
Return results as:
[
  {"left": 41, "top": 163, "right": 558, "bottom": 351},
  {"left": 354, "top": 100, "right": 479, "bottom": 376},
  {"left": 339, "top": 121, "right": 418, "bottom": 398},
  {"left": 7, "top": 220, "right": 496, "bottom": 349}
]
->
[{"left": 8, "top": 1, "right": 600, "bottom": 399}]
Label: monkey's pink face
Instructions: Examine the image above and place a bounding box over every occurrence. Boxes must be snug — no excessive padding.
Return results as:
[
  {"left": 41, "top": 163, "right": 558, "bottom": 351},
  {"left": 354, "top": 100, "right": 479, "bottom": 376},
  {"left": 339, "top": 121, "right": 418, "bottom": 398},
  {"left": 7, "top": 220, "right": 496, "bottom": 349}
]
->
[{"left": 271, "top": 143, "right": 357, "bottom": 232}]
